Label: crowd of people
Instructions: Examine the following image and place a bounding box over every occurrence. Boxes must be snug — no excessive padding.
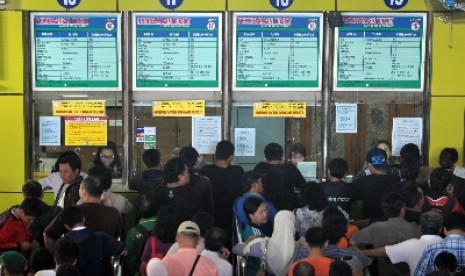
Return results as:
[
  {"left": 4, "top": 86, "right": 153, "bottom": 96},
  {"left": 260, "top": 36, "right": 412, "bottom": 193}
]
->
[{"left": 2, "top": 140, "right": 465, "bottom": 276}]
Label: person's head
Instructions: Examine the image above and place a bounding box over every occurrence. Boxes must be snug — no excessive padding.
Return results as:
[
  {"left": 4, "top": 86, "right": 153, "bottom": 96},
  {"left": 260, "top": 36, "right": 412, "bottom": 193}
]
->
[
  {"left": 376, "top": 140, "right": 393, "bottom": 160},
  {"left": 443, "top": 213, "right": 465, "bottom": 234},
  {"left": 29, "top": 247, "right": 55, "bottom": 273},
  {"left": 322, "top": 207, "right": 348, "bottom": 244},
  {"left": 305, "top": 227, "right": 328, "bottom": 249},
  {"left": 264, "top": 142, "right": 284, "bottom": 162},
  {"left": 400, "top": 143, "right": 421, "bottom": 163},
  {"left": 329, "top": 260, "right": 352, "bottom": 276},
  {"left": 61, "top": 206, "right": 84, "bottom": 229},
  {"left": 79, "top": 176, "right": 103, "bottom": 200},
  {"left": 420, "top": 211, "right": 443, "bottom": 235},
  {"left": 179, "top": 146, "right": 200, "bottom": 168},
  {"left": 400, "top": 160, "right": 420, "bottom": 181},
  {"left": 204, "top": 227, "right": 228, "bottom": 252},
  {"left": 0, "top": 251, "right": 28, "bottom": 276},
  {"left": 400, "top": 181, "right": 424, "bottom": 209},
  {"left": 53, "top": 150, "right": 78, "bottom": 173},
  {"left": 56, "top": 263, "right": 79, "bottom": 276},
  {"left": 192, "top": 211, "right": 215, "bottom": 237},
  {"left": 439, "top": 148, "right": 459, "bottom": 170},
  {"left": 22, "top": 180, "right": 43, "bottom": 199},
  {"left": 289, "top": 143, "right": 307, "bottom": 165},
  {"left": 142, "top": 148, "right": 161, "bottom": 168},
  {"left": 135, "top": 194, "right": 157, "bottom": 219},
  {"left": 18, "top": 198, "right": 42, "bottom": 224},
  {"left": 293, "top": 261, "right": 315, "bottom": 276},
  {"left": 176, "top": 220, "right": 201, "bottom": 248},
  {"left": 365, "top": 147, "right": 387, "bottom": 172},
  {"left": 328, "top": 158, "right": 348, "bottom": 180},
  {"left": 57, "top": 152, "right": 81, "bottom": 184},
  {"left": 299, "top": 182, "right": 328, "bottom": 211},
  {"left": 381, "top": 192, "right": 406, "bottom": 218},
  {"left": 95, "top": 141, "right": 121, "bottom": 169},
  {"left": 153, "top": 206, "right": 179, "bottom": 243},
  {"left": 429, "top": 168, "right": 451, "bottom": 194},
  {"left": 163, "top": 157, "right": 189, "bottom": 185},
  {"left": 434, "top": 251, "right": 458, "bottom": 273},
  {"left": 54, "top": 238, "right": 79, "bottom": 265},
  {"left": 243, "top": 170, "right": 263, "bottom": 194},
  {"left": 215, "top": 140, "right": 235, "bottom": 161},
  {"left": 87, "top": 164, "right": 112, "bottom": 190},
  {"left": 243, "top": 196, "right": 268, "bottom": 226}
]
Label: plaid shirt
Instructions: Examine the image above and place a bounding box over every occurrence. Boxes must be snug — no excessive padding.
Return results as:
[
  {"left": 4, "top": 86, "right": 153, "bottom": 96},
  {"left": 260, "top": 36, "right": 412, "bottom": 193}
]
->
[{"left": 414, "top": 234, "right": 465, "bottom": 276}]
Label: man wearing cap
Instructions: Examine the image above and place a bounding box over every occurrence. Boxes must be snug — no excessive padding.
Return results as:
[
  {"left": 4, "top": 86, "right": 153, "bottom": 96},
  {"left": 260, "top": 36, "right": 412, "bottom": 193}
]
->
[
  {"left": 414, "top": 213, "right": 465, "bottom": 276},
  {"left": 163, "top": 221, "right": 218, "bottom": 276},
  {"left": 0, "top": 251, "right": 28, "bottom": 276},
  {"left": 353, "top": 147, "right": 401, "bottom": 221},
  {"left": 358, "top": 211, "right": 443, "bottom": 276}
]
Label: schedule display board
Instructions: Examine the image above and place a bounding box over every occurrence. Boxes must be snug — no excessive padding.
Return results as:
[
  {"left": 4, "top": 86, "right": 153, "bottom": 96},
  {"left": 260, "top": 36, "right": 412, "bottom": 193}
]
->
[
  {"left": 133, "top": 13, "right": 222, "bottom": 91},
  {"left": 334, "top": 13, "right": 426, "bottom": 91},
  {"left": 233, "top": 13, "right": 323, "bottom": 91},
  {"left": 31, "top": 13, "right": 122, "bottom": 91}
]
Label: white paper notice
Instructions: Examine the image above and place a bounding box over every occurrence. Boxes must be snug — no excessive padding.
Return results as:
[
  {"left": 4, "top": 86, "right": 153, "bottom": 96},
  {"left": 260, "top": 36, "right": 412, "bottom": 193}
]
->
[
  {"left": 192, "top": 116, "right": 222, "bottom": 154},
  {"left": 392, "top": 117, "right": 423, "bottom": 156},
  {"left": 234, "top": 128, "right": 255, "bottom": 156},
  {"left": 39, "top": 116, "right": 61, "bottom": 146},
  {"left": 336, "top": 103, "right": 357, "bottom": 133}
]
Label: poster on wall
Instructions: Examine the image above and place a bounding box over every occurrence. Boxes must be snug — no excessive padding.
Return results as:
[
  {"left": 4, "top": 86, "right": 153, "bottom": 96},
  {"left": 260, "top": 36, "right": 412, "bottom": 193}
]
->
[
  {"left": 334, "top": 13, "right": 426, "bottom": 91},
  {"left": 391, "top": 117, "right": 423, "bottom": 156},
  {"left": 31, "top": 13, "right": 122, "bottom": 91},
  {"left": 233, "top": 13, "right": 323, "bottom": 91},
  {"left": 192, "top": 116, "right": 221, "bottom": 154},
  {"left": 335, "top": 103, "right": 357, "bottom": 133},
  {"left": 64, "top": 117, "right": 107, "bottom": 146},
  {"left": 133, "top": 13, "right": 222, "bottom": 91},
  {"left": 39, "top": 116, "right": 61, "bottom": 146},
  {"left": 234, "top": 128, "right": 255, "bottom": 156}
]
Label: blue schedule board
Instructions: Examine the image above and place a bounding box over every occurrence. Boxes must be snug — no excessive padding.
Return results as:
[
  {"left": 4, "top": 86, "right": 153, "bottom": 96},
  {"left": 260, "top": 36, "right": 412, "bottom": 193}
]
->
[
  {"left": 31, "top": 13, "right": 122, "bottom": 91},
  {"left": 133, "top": 13, "right": 222, "bottom": 91},
  {"left": 334, "top": 13, "right": 426, "bottom": 91},
  {"left": 233, "top": 13, "right": 323, "bottom": 91}
]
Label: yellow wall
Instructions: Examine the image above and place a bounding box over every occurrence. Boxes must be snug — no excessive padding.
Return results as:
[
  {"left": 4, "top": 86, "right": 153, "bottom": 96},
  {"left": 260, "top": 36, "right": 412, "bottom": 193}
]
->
[
  {"left": 0, "top": 11, "right": 24, "bottom": 93},
  {"left": 120, "top": 0, "right": 226, "bottom": 11},
  {"left": 19, "top": 0, "right": 117, "bottom": 11}
]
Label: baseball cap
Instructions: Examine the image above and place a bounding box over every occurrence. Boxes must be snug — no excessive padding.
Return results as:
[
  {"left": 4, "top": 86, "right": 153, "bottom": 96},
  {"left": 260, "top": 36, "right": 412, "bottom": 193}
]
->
[
  {"left": 365, "top": 148, "right": 387, "bottom": 170},
  {"left": 177, "top": 221, "right": 200, "bottom": 235},
  {"left": 0, "top": 251, "right": 28, "bottom": 273}
]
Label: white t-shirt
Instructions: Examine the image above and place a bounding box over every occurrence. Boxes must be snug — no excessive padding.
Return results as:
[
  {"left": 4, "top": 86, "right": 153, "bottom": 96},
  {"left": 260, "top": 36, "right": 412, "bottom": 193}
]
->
[{"left": 35, "top": 269, "right": 56, "bottom": 276}]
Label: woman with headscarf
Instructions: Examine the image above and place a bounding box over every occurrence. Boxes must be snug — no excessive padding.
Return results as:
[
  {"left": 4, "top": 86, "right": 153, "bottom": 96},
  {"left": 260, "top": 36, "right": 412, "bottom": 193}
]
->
[{"left": 233, "top": 210, "right": 303, "bottom": 276}]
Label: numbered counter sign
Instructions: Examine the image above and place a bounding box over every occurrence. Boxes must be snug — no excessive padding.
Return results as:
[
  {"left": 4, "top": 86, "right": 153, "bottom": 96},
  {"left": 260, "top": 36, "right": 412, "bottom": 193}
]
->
[
  {"left": 270, "top": 0, "right": 294, "bottom": 10},
  {"left": 57, "top": 0, "right": 81, "bottom": 9},
  {"left": 160, "top": 0, "right": 183, "bottom": 9},
  {"left": 384, "top": 0, "right": 408, "bottom": 9}
]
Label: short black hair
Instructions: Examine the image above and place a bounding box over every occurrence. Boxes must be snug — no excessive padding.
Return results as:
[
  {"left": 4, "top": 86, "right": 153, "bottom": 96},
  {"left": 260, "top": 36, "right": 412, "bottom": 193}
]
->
[
  {"left": 293, "top": 261, "right": 315, "bottom": 276},
  {"left": 87, "top": 165, "right": 113, "bottom": 190},
  {"left": 55, "top": 238, "right": 79, "bottom": 265},
  {"left": 400, "top": 160, "right": 420, "bottom": 181},
  {"left": 179, "top": 146, "right": 200, "bottom": 168},
  {"left": 328, "top": 158, "right": 348, "bottom": 179},
  {"left": 153, "top": 206, "right": 179, "bottom": 243},
  {"left": 192, "top": 211, "right": 215, "bottom": 237},
  {"left": 143, "top": 148, "right": 161, "bottom": 168},
  {"left": 61, "top": 206, "right": 84, "bottom": 228},
  {"left": 57, "top": 152, "right": 82, "bottom": 171},
  {"left": 329, "top": 260, "right": 352, "bottom": 276},
  {"left": 434, "top": 251, "right": 457, "bottom": 273},
  {"left": 381, "top": 192, "right": 405, "bottom": 218},
  {"left": 443, "top": 213, "right": 465, "bottom": 231},
  {"left": 400, "top": 181, "right": 423, "bottom": 208},
  {"left": 54, "top": 150, "right": 80, "bottom": 173},
  {"left": 299, "top": 182, "right": 328, "bottom": 212},
  {"left": 400, "top": 143, "right": 420, "bottom": 163},
  {"left": 204, "top": 227, "right": 227, "bottom": 252},
  {"left": 135, "top": 194, "right": 157, "bottom": 219},
  {"left": 29, "top": 247, "right": 55, "bottom": 272},
  {"left": 439, "top": 148, "right": 459, "bottom": 170},
  {"left": 163, "top": 157, "right": 187, "bottom": 183},
  {"left": 215, "top": 140, "right": 235, "bottom": 160},
  {"left": 264, "top": 142, "right": 283, "bottom": 161},
  {"left": 322, "top": 207, "right": 347, "bottom": 244},
  {"left": 80, "top": 176, "right": 103, "bottom": 198},
  {"left": 22, "top": 180, "right": 43, "bottom": 199},
  {"left": 20, "top": 198, "right": 42, "bottom": 217},
  {"left": 305, "top": 227, "right": 327, "bottom": 248},
  {"left": 429, "top": 168, "right": 451, "bottom": 194},
  {"left": 290, "top": 143, "right": 307, "bottom": 158},
  {"left": 243, "top": 197, "right": 264, "bottom": 222},
  {"left": 243, "top": 170, "right": 262, "bottom": 193}
]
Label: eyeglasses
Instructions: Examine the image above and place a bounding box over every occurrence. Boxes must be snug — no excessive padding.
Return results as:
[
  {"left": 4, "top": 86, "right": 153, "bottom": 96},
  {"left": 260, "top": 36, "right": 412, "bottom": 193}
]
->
[{"left": 100, "top": 155, "right": 115, "bottom": 159}]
